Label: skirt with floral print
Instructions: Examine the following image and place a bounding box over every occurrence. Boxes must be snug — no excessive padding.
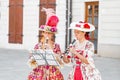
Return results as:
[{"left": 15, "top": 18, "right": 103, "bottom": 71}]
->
[{"left": 28, "top": 65, "right": 64, "bottom": 80}]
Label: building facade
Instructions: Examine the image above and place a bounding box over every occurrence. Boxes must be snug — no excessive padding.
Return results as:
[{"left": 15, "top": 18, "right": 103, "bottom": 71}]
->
[{"left": 0, "top": 0, "right": 120, "bottom": 58}]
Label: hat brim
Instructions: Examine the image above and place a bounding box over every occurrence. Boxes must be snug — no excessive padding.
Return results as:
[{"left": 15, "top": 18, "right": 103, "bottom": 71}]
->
[
  {"left": 69, "top": 22, "right": 95, "bottom": 32},
  {"left": 39, "top": 27, "right": 58, "bottom": 34},
  {"left": 39, "top": 25, "right": 58, "bottom": 34}
]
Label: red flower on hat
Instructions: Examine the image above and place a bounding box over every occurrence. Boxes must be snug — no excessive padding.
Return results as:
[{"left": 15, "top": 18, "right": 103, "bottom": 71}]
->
[
  {"left": 40, "top": 25, "right": 45, "bottom": 29},
  {"left": 84, "top": 23, "right": 90, "bottom": 29},
  {"left": 50, "top": 27, "right": 57, "bottom": 32}
]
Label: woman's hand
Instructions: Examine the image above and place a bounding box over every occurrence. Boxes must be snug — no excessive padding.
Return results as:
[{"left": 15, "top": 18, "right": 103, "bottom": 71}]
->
[
  {"left": 69, "top": 46, "right": 77, "bottom": 55},
  {"left": 69, "top": 47, "right": 89, "bottom": 64},
  {"left": 63, "top": 55, "right": 70, "bottom": 63}
]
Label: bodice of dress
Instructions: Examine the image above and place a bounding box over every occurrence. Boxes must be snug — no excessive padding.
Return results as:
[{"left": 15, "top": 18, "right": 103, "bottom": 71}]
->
[
  {"left": 68, "top": 40, "right": 94, "bottom": 65},
  {"left": 34, "top": 42, "right": 61, "bottom": 54}
]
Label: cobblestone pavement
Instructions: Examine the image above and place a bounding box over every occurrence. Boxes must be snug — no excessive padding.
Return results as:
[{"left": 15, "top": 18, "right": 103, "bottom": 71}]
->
[{"left": 0, "top": 48, "right": 120, "bottom": 80}]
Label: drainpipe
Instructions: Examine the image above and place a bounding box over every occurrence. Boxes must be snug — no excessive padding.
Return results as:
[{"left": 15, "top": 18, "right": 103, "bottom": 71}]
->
[
  {"left": 65, "top": 0, "right": 68, "bottom": 48},
  {"left": 65, "top": 0, "right": 72, "bottom": 48},
  {"left": 69, "top": 0, "right": 72, "bottom": 43}
]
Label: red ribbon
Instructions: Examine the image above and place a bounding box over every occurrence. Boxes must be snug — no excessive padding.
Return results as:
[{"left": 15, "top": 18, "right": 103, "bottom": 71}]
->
[{"left": 76, "top": 24, "right": 81, "bottom": 27}]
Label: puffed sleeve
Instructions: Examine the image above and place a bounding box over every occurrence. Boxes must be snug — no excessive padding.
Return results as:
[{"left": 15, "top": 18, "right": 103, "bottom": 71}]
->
[
  {"left": 84, "top": 41, "right": 95, "bottom": 68},
  {"left": 85, "top": 41, "right": 94, "bottom": 57}
]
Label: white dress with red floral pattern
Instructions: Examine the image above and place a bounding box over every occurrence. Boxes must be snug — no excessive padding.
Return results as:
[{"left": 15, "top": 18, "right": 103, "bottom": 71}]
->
[
  {"left": 67, "top": 40, "right": 101, "bottom": 80},
  {"left": 28, "top": 43, "right": 64, "bottom": 80}
]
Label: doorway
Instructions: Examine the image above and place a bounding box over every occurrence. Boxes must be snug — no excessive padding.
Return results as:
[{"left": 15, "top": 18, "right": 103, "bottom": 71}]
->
[{"left": 85, "top": 1, "right": 99, "bottom": 53}]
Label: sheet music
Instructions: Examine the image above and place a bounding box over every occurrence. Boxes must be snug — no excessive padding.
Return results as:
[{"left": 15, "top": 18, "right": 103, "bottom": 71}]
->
[
  {"left": 31, "top": 49, "right": 59, "bottom": 66},
  {"left": 45, "top": 50, "right": 59, "bottom": 66},
  {"left": 36, "top": 60, "right": 46, "bottom": 65},
  {"left": 33, "top": 54, "right": 42, "bottom": 60}
]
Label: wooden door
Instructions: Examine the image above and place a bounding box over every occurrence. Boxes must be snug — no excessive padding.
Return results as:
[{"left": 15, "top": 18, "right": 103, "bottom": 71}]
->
[
  {"left": 9, "top": 0, "right": 23, "bottom": 44},
  {"left": 39, "top": 0, "right": 56, "bottom": 42},
  {"left": 85, "top": 1, "right": 99, "bottom": 53}
]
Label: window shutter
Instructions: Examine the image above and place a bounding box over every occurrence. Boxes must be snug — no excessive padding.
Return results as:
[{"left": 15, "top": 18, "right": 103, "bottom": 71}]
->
[{"left": 9, "top": 0, "right": 23, "bottom": 44}]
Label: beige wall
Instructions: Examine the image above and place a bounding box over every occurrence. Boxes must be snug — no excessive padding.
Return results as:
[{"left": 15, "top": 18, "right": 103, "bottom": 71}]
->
[
  {"left": 0, "top": 0, "right": 67, "bottom": 51},
  {"left": 98, "top": 44, "right": 120, "bottom": 58},
  {"left": 98, "top": 0, "right": 120, "bottom": 58}
]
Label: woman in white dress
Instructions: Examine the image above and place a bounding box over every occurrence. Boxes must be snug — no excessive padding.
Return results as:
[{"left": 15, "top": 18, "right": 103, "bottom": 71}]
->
[{"left": 63, "top": 21, "right": 102, "bottom": 80}]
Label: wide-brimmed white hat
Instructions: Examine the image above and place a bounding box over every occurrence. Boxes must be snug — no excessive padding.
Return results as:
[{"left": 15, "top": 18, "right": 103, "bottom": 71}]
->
[{"left": 69, "top": 21, "right": 95, "bottom": 32}]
